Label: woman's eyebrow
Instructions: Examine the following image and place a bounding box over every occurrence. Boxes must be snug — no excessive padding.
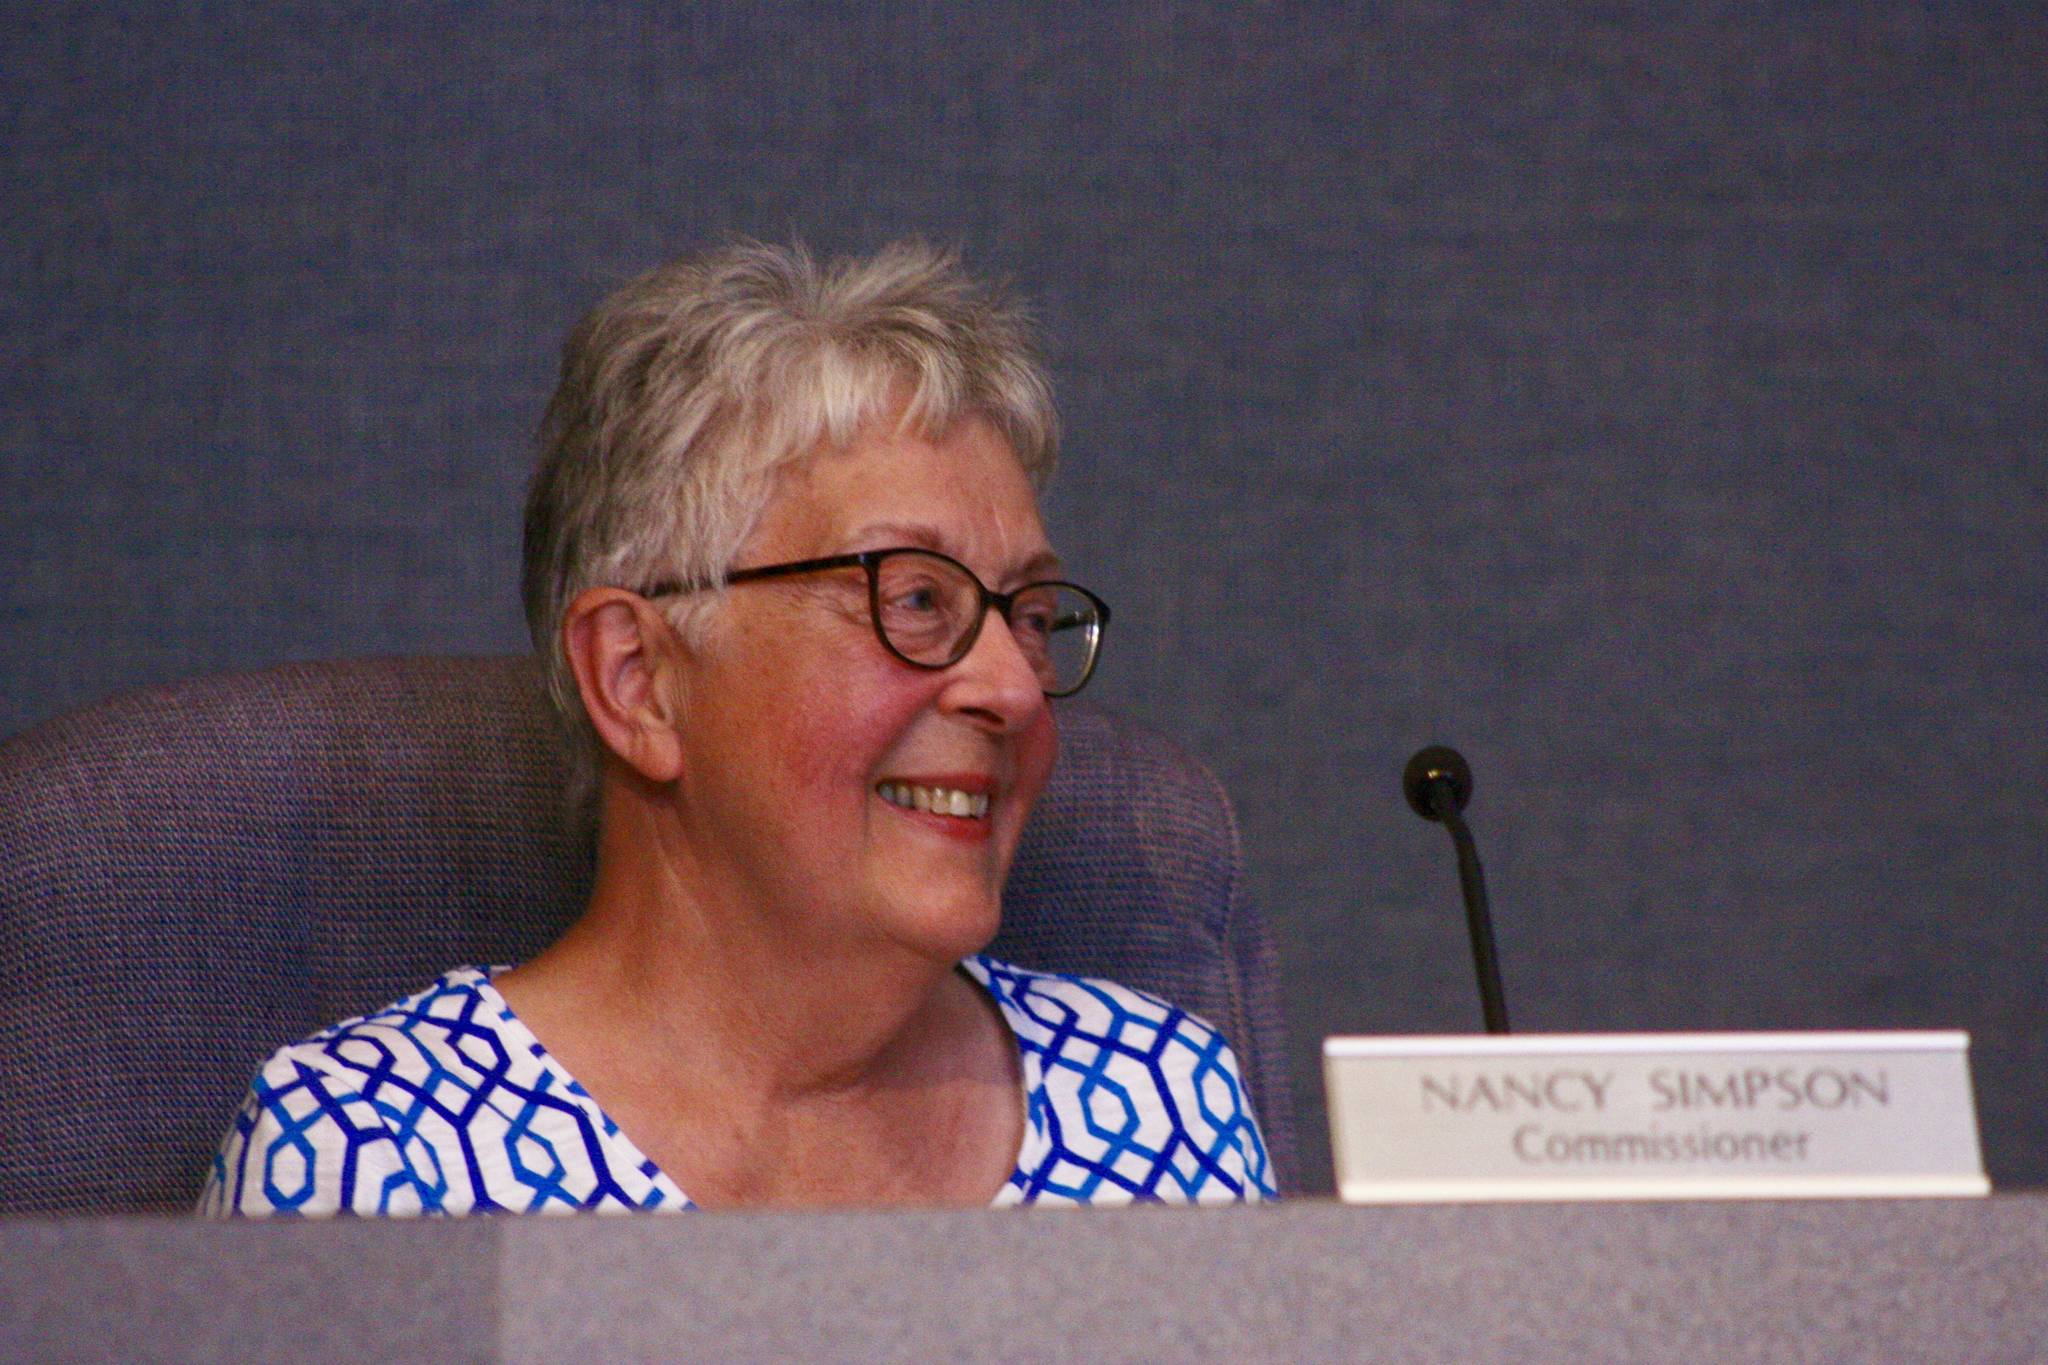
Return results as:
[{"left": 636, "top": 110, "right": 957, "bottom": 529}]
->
[
  {"left": 846, "top": 522, "right": 1065, "bottom": 579},
  {"left": 845, "top": 521, "right": 948, "bottom": 552},
  {"left": 1014, "top": 547, "right": 1065, "bottom": 580}
]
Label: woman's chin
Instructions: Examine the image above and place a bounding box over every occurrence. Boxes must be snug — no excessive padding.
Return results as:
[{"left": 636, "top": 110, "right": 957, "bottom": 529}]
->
[{"left": 875, "top": 891, "right": 1004, "bottom": 966}]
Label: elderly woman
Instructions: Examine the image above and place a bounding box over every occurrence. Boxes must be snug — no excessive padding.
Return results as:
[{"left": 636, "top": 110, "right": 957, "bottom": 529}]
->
[{"left": 202, "top": 242, "right": 1272, "bottom": 1214}]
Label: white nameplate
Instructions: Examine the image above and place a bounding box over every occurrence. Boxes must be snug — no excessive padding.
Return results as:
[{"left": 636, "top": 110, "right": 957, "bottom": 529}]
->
[{"left": 1325, "top": 1031, "right": 1988, "bottom": 1202}]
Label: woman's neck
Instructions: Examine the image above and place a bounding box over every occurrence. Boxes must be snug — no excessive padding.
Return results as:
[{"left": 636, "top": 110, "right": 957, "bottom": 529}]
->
[{"left": 492, "top": 817, "right": 1024, "bottom": 1206}]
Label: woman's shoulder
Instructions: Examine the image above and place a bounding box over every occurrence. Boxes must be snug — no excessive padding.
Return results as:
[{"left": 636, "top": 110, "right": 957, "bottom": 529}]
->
[
  {"left": 253, "top": 966, "right": 508, "bottom": 1079},
  {"left": 963, "top": 954, "right": 1228, "bottom": 1050},
  {"left": 228, "top": 967, "right": 539, "bottom": 1149},
  {"left": 202, "top": 965, "right": 626, "bottom": 1218},
  {"left": 966, "top": 954, "right": 1275, "bottom": 1204},
  {"left": 203, "top": 968, "right": 507, "bottom": 1218}
]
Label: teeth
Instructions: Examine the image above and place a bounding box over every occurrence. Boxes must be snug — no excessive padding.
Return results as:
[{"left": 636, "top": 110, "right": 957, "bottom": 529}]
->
[{"left": 878, "top": 782, "right": 990, "bottom": 819}]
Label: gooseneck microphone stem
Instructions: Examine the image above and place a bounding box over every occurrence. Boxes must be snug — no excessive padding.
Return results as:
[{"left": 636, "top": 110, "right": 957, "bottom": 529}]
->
[
  {"left": 1425, "top": 782, "right": 1510, "bottom": 1035},
  {"left": 1403, "top": 745, "right": 1511, "bottom": 1035}
]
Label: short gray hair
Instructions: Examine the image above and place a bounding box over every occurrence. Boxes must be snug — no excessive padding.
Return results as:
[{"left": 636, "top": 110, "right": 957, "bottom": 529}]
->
[{"left": 521, "top": 240, "right": 1060, "bottom": 823}]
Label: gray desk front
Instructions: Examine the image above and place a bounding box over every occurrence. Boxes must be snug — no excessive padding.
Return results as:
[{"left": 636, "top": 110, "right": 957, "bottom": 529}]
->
[{"left": 7, "top": 1198, "right": 2045, "bottom": 1362}]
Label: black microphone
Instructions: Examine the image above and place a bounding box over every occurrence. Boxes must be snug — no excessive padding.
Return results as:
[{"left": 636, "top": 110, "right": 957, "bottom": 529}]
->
[{"left": 1403, "top": 746, "right": 1510, "bottom": 1034}]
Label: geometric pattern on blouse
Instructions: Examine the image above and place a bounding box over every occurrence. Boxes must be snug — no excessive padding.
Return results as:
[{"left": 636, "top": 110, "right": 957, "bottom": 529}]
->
[
  {"left": 201, "top": 955, "right": 1272, "bottom": 1217},
  {"left": 966, "top": 958, "right": 1272, "bottom": 1205}
]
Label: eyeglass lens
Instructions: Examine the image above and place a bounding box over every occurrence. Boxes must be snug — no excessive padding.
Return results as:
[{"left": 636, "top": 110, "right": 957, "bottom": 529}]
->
[{"left": 872, "top": 552, "right": 1100, "bottom": 695}]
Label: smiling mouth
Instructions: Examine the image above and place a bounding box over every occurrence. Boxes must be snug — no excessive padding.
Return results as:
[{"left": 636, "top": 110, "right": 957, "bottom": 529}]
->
[{"left": 876, "top": 782, "right": 991, "bottom": 819}]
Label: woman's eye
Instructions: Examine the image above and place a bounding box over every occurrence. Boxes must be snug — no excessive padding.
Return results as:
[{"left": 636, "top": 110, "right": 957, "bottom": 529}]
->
[
  {"left": 1010, "top": 599, "right": 1056, "bottom": 639},
  {"left": 883, "top": 579, "right": 948, "bottom": 616}
]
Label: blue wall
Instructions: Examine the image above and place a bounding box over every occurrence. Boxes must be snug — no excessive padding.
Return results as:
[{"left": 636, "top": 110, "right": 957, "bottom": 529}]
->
[{"left": 5, "top": 3, "right": 2043, "bottom": 1192}]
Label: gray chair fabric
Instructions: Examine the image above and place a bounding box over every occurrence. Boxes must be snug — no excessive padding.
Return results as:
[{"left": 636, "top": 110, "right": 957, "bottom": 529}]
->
[{"left": 0, "top": 656, "right": 1297, "bottom": 1213}]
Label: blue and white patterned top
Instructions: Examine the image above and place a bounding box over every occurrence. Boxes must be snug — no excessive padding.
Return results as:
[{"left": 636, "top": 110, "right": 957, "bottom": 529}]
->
[{"left": 201, "top": 956, "right": 1274, "bottom": 1215}]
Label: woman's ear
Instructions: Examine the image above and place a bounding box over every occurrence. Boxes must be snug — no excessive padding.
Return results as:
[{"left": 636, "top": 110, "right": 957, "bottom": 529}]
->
[{"left": 562, "top": 587, "right": 687, "bottom": 783}]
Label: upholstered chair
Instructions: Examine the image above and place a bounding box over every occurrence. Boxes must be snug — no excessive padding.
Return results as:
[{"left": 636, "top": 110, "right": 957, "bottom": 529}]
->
[{"left": 0, "top": 658, "right": 1296, "bottom": 1213}]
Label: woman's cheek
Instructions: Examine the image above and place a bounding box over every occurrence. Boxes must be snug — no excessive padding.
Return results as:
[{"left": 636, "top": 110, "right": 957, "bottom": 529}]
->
[
  {"left": 788, "top": 666, "right": 933, "bottom": 797},
  {"left": 1011, "top": 707, "right": 1059, "bottom": 816}
]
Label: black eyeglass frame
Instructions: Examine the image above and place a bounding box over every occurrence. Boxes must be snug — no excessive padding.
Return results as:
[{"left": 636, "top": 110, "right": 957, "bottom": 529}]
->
[{"left": 641, "top": 547, "right": 1111, "bottom": 698}]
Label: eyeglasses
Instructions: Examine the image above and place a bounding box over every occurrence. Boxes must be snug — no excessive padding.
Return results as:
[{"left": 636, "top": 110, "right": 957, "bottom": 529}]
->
[{"left": 643, "top": 547, "right": 1110, "bottom": 697}]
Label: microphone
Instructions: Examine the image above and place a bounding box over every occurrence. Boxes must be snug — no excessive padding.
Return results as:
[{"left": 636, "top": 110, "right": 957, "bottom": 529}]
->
[{"left": 1402, "top": 746, "right": 1510, "bottom": 1034}]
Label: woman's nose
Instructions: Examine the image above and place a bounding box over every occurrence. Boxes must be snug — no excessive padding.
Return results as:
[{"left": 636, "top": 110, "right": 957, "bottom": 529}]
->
[{"left": 939, "top": 606, "right": 1049, "bottom": 731}]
